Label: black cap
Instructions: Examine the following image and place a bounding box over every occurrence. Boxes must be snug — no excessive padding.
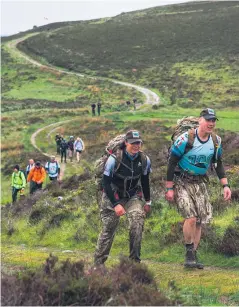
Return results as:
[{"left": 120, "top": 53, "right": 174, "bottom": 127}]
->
[
  {"left": 200, "top": 108, "right": 218, "bottom": 120},
  {"left": 35, "top": 161, "right": 41, "bottom": 167},
  {"left": 14, "top": 165, "right": 20, "bottom": 171},
  {"left": 125, "top": 130, "right": 142, "bottom": 144}
]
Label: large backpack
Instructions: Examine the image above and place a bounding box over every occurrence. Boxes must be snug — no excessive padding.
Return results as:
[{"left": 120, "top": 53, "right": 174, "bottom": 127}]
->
[
  {"left": 94, "top": 134, "right": 147, "bottom": 190},
  {"left": 169, "top": 116, "right": 221, "bottom": 167},
  {"left": 45, "top": 161, "right": 59, "bottom": 174}
]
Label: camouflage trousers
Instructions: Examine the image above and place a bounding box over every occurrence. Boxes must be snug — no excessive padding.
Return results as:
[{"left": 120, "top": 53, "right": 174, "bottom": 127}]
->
[
  {"left": 94, "top": 192, "right": 146, "bottom": 265},
  {"left": 174, "top": 177, "right": 212, "bottom": 224}
]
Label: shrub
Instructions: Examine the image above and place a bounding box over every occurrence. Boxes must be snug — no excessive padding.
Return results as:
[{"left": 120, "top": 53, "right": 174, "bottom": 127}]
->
[
  {"left": 1, "top": 255, "right": 177, "bottom": 306},
  {"left": 217, "top": 225, "right": 239, "bottom": 256}
]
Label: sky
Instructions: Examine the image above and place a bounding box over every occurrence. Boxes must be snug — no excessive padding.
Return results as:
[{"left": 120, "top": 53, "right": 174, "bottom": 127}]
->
[{"left": 1, "top": 0, "right": 207, "bottom": 36}]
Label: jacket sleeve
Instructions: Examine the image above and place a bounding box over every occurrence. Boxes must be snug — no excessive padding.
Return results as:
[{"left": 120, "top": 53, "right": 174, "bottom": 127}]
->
[
  {"left": 103, "top": 175, "right": 120, "bottom": 207},
  {"left": 215, "top": 156, "right": 226, "bottom": 179},
  {"left": 166, "top": 153, "right": 181, "bottom": 181},
  {"left": 21, "top": 172, "right": 26, "bottom": 188},
  {"left": 41, "top": 168, "right": 46, "bottom": 182},
  {"left": 27, "top": 168, "right": 33, "bottom": 182},
  {"left": 141, "top": 173, "right": 150, "bottom": 201}
]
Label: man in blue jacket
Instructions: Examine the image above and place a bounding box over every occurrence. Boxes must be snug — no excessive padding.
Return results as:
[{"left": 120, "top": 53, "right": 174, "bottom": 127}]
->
[{"left": 165, "top": 108, "right": 231, "bottom": 269}]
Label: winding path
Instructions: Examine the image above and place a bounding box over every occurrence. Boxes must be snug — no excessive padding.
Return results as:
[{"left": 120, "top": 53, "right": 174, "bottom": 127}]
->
[
  {"left": 7, "top": 35, "right": 160, "bottom": 105},
  {"left": 6, "top": 34, "right": 160, "bottom": 179}
]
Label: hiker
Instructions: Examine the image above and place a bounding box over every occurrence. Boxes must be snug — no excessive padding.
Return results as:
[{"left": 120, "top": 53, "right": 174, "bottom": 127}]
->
[
  {"left": 74, "top": 137, "right": 85, "bottom": 162},
  {"left": 27, "top": 161, "right": 46, "bottom": 194},
  {"left": 60, "top": 138, "right": 68, "bottom": 163},
  {"left": 91, "top": 103, "right": 96, "bottom": 116},
  {"left": 133, "top": 98, "right": 137, "bottom": 111},
  {"left": 55, "top": 134, "right": 62, "bottom": 155},
  {"left": 94, "top": 130, "right": 152, "bottom": 266},
  {"left": 97, "top": 101, "right": 102, "bottom": 116},
  {"left": 165, "top": 108, "right": 231, "bottom": 269},
  {"left": 126, "top": 100, "right": 131, "bottom": 108},
  {"left": 67, "top": 136, "right": 75, "bottom": 162},
  {"left": 45, "top": 156, "right": 60, "bottom": 181},
  {"left": 26, "top": 159, "right": 35, "bottom": 176},
  {"left": 11, "top": 165, "right": 26, "bottom": 203}
]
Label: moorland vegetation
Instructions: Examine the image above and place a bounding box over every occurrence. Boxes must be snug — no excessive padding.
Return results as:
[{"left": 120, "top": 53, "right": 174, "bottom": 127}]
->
[{"left": 1, "top": 1, "right": 239, "bottom": 306}]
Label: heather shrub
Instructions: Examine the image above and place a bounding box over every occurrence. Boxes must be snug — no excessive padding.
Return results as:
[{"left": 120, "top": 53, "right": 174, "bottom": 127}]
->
[
  {"left": 1, "top": 255, "right": 177, "bottom": 306},
  {"left": 217, "top": 225, "right": 239, "bottom": 256}
]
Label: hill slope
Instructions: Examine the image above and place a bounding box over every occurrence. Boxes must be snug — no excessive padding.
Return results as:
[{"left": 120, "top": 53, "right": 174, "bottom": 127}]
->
[{"left": 17, "top": 1, "right": 239, "bottom": 108}]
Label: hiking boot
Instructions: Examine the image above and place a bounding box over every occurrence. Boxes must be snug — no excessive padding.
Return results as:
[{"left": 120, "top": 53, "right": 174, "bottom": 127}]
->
[
  {"left": 184, "top": 243, "right": 197, "bottom": 269},
  {"left": 195, "top": 250, "right": 204, "bottom": 269}
]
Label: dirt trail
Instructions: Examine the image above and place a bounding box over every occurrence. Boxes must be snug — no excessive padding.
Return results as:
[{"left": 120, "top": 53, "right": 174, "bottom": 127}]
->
[
  {"left": 6, "top": 35, "right": 160, "bottom": 105},
  {"left": 30, "top": 120, "right": 73, "bottom": 180},
  {"left": 7, "top": 34, "right": 160, "bottom": 181}
]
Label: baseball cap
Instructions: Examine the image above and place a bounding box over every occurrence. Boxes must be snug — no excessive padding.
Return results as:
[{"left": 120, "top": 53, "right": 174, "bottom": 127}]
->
[
  {"left": 35, "top": 161, "right": 41, "bottom": 167},
  {"left": 200, "top": 108, "right": 218, "bottom": 120},
  {"left": 125, "top": 130, "right": 142, "bottom": 144}
]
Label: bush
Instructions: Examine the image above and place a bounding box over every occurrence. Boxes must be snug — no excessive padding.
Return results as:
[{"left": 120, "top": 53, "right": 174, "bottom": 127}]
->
[
  {"left": 1, "top": 255, "right": 177, "bottom": 306},
  {"left": 217, "top": 225, "right": 239, "bottom": 256}
]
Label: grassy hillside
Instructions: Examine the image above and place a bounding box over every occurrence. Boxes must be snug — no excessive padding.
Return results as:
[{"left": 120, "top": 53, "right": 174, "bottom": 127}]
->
[
  {"left": 1, "top": 44, "right": 143, "bottom": 112},
  {"left": 2, "top": 115, "right": 239, "bottom": 305},
  {"left": 17, "top": 1, "right": 239, "bottom": 108},
  {"left": 1, "top": 1, "right": 239, "bottom": 305}
]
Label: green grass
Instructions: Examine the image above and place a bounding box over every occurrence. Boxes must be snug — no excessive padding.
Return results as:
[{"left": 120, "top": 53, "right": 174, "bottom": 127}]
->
[
  {"left": 105, "top": 107, "right": 239, "bottom": 132},
  {"left": 1, "top": 4, "right": 239, "bottom": 304},
  {"left": 16, "top": 2, "right": 239, "bottom": 110}
]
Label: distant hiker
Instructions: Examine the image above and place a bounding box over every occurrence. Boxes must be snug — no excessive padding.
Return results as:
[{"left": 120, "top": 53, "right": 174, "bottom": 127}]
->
[
  {"left": 60, "top": 139, "right": 68, "bottom": 163},
  {"left": 94, "top": 130, "right": 152, "bottom": 266},
  {"left": 126, "top": 100, "right": 131, "bottom": 108},
  {"left": 97, "top": 101, "right": 102, "bottom": 116},
  {"left": 26, "top": 159, "right": 35, "bottom": 176},
  {"left": 27, "top": 161, "right": 46, "bottom": 194},
  {"left": 74, "top": 137, "right": 85, "bottom": 162},
  {"left": 133, "top": 98, "right": 137, "bottom": 111},
  {"left": 45, "top": 156, "right": 60, "bottom": 181},
  {"left": 165, "top": 108, "right": 231, "bottom": 269},
  {"left": 91, "top": 103, "right": 96, "bottom": 116},
  {"left": 67, "top": 136, "right": 75, "bottom": 162},
  {"left": 55, "top": 134, "right": 62, "bottom": 155},
  {"left": 11, "top": 165, "right": 26, "bottom": 203}
]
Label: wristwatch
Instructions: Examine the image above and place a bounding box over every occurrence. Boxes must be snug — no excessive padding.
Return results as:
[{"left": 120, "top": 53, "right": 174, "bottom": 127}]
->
[{"left": 166, "top": 187, "right": 174, "bottom": 191}]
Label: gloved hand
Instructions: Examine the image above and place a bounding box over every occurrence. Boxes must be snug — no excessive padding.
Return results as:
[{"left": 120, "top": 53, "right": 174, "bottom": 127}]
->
[{"left": 114, "top": 204, "right": 126, "bottom": 216}]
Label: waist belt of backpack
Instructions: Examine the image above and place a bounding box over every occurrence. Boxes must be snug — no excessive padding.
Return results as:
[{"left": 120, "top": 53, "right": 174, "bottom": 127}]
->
[
  {"left": 114, "top": 173, "right": 141, "bottom": 197},
  {"left": 175, "top": 172, "right": 208, "bottom": 183}
]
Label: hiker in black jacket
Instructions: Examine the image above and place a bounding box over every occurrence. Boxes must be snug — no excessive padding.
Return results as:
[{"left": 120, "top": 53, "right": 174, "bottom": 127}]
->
[
  {"left": 94, "top": 130, "right": 152, "bottom": 266},
  {"left": 60, "top": 139, "right": 68, "bottom": 163}
]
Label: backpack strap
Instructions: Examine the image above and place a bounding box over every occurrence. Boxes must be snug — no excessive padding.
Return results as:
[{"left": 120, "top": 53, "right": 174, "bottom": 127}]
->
[
  {"left": 185, "top": 128, "right": 196, "bottom": 154},
  {"left": 114, "top": 149, "right": 124, "bottom": 173},
  {"left": 211, "top": 133, "right": 220, "bottom": 167},
  {"left": 139, "top": 151, "right": 148, "bottom": 174}
]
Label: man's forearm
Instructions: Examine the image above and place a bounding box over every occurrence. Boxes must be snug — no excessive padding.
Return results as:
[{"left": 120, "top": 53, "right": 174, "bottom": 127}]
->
[
  {"left": 166, "top": 154, "right": 180, "bottom": 181},
  {"left": 166, "top": 181, "right": 174, "bottom": 188},
  {"left": 103, "top": 175, "right": 119, "bottom": 207},
  {"left": 141, "top": 174, "right": 150, "bottom": 201},
  {"left": 215, "top": 157, "right": 226, "bottom": 179}
]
